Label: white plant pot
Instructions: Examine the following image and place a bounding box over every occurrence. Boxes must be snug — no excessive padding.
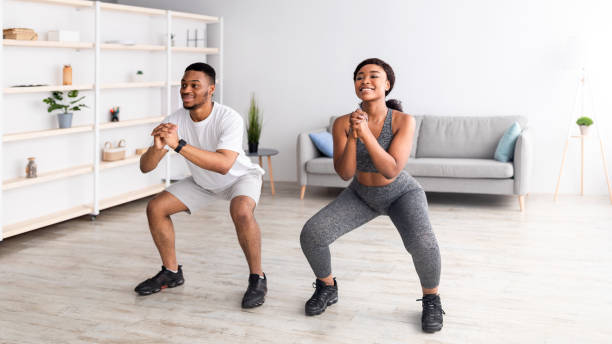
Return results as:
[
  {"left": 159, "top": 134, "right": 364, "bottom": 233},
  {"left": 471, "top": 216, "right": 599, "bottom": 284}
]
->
[
  {"left": 132, "top": 74, "right": 145, "bottom": 83},
  {"left": 579, "top": 125, "right": 591, "bottom": 136}
]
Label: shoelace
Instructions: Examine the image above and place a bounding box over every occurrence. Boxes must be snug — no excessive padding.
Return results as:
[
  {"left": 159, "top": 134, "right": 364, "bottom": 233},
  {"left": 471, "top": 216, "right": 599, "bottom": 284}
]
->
[{"left": 416, "top": 298, "right": 446, "bottom": 317}]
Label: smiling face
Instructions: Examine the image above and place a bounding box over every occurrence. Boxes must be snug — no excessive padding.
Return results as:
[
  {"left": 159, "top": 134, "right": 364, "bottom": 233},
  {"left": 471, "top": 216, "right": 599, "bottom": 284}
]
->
[
  {"left": 354, "top": 64, "right": 390, "bottom": 102},
  {"left": 180, "top": 70, "right": 215, "bottom": 110}
]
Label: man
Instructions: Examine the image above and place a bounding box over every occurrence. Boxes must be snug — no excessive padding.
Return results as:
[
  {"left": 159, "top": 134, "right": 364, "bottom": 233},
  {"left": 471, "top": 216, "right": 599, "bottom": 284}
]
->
[{"left": 135, "top": 62, "right": 267, "bottom": 309}]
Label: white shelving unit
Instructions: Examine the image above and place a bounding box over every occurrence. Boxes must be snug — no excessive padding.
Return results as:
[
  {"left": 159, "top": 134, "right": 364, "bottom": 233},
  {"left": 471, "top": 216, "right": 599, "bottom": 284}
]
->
[{"left": 0, "top": 0, "right": 223, "bottom": 240}]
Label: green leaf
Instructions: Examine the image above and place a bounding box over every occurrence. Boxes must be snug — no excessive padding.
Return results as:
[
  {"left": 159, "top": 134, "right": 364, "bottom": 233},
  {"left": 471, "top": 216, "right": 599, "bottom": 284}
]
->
[
  {"left": 67, "top": 90, "right": 79, "bottom": 98},
  {"left": 246, "top": 93, "right": 263, "bottom": 143},
  {"left": 69, "top": 96, "right": 85, "bottom": 104},
  {"left": 52, "top": 91, "right": 63, "bottom": 101}
]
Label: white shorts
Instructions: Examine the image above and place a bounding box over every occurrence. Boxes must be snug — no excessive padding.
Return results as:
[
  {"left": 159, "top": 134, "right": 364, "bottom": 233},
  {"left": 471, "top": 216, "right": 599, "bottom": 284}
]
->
[{"left": 165, "top": 171, "right": 262, "bottom": 215}]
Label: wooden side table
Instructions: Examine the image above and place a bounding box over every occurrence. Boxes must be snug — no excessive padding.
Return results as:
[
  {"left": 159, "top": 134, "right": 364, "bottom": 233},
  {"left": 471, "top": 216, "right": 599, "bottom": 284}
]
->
[
  {"left": 554, "top": 134, "right": 612, "bottom": 202},
  {"left": 245, "top": 148, "right": 279, "bottom": 195}
]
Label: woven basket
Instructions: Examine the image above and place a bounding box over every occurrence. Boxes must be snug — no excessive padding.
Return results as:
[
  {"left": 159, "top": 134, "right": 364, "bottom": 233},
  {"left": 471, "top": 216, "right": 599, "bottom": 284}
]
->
[
  {"left": 3, "top": 28, "right": 38, "bottom": 40},
  {"left": 102, "top": 140, "right": 126, "bottom": 161}
]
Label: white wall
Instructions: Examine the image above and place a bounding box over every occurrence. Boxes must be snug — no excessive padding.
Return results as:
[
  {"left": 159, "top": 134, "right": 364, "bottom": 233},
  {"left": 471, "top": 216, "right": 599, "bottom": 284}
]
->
[{"left": 119, "top": 0, "right": 612, "bottom": 195}]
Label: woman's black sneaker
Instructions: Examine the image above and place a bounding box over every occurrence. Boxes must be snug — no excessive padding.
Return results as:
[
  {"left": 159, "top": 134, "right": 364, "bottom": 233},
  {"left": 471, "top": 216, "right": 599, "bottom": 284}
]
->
[
  {"left": 134, "top": 265, "right": 184, "bottom": 295},
  {"left": 417, "top": 294, "right": 445, "bottom": 333},
  {"left": 305, "top": 278, "right": 338, "bottom": 316},
  {"left": 241, "top": 273, "right": 267, "bottom": 308}
]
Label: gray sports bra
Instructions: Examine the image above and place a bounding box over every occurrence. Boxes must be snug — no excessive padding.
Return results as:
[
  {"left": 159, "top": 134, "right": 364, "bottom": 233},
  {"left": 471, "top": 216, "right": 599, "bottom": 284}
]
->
[{"left": 356, "top": 108, "right": 393, "bottom": 172}]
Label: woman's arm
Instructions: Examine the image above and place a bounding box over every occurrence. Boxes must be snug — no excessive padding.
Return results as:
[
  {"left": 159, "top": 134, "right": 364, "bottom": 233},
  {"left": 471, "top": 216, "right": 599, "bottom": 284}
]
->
[
  {"left": 357, "top": 113, "right": 415, "bottom": 179},
  {"left": 332, "top": 114, "right": 359, "bottom": 180}
]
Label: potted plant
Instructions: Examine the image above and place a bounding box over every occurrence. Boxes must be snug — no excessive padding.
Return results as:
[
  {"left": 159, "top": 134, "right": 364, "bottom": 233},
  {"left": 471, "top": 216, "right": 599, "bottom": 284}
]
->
[
  {"left": 42, "top": 90, "right": 88, "bottom": 129},
  {"left": 576, "top": 116, "right": 594, "bottom": 135},
  {"left": 134, "top": 70, "right": 144, "bottom": 82},
  {"left": 246, "top": 94, "right": 263, "bottom": 153}
]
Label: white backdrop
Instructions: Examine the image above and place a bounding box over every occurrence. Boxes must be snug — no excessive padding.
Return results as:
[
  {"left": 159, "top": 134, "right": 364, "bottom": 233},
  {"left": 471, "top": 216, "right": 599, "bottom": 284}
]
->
[{"left": 118, "top": 0, "right": 612, "bottom": 195}]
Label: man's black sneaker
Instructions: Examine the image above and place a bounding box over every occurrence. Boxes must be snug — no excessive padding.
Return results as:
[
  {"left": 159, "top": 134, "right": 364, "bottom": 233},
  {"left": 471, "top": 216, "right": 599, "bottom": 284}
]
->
[
  {"left": 417, "top": 294, "right": 445, "bottom": 333},
  {"left": 305, "top": 278, "right": 338, "bottom": 316},
  {"left": 134, "top": 265, "right": 184, "bottom": 296},
  {"left": 241, "top": 273, "right": 267, "bottom": 308}
]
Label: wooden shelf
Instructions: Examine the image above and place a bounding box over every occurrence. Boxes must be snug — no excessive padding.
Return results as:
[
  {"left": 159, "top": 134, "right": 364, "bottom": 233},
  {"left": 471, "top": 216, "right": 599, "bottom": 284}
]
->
[
  {"left": 3, "top": 125, "right": 93, "bottom": 143},
  {"left": 3, "top": 40, "right": 94, "bottom": 49},
  {"left": 18, "top": 0, "right": 93, "bottom": 8},
  {"left": 101, "top": 43, "right": 165, "bottom": 51},
  {"left": 99, "top": 183, "right": 165, "bottom": 210},
  {"left": 2, "top": 164, "right": 93, "bottom": 191},
  {"left": 99, "top": 116, "right": 164, "bottom": 130},
  {"left": 99, "top": 2, "right": 165, "bottom": 15},
  {"left": 172, "top": 47, "right": 220, "bottom": 54},
  {"left": 2, "top": 204, "right": 92, "bottom": 239},
  {"left": 4, "top": 84, "right": 93, "bottom": 94},
  {"left": 171, "top": 11, "right": 219, "bottom": 23},
  {"left": 100, "top": 81, "right": 165, "bottom": 89},
  {"left": 100, "top": 155, "right": 141, "bottom": 170}
]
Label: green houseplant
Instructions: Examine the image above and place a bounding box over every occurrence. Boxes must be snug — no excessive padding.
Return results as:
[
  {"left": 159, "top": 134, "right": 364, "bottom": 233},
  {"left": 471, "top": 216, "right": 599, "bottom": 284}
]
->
[
  {"left": 576, "top": 116, "right": 594, "bottom": 135},
  {"left": 246, "top": 94, "right": 263, "bottom": 153},
  {"left": 42, "top": 90, "right": 88, "bottom": 129}
]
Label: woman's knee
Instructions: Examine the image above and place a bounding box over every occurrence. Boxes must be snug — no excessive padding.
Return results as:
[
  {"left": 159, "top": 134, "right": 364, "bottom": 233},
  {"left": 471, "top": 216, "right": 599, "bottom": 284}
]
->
[{"left": 300, "top": 218, "right": 326, "bottom": 250}]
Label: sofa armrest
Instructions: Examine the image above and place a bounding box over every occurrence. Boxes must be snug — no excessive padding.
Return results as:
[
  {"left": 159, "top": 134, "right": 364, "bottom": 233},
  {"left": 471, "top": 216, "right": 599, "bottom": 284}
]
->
[
  {"left": 513, "top": 127, "right": 532, "bottom": 195},
  {"left": 297, "top": 128, "right": 326, "bottom": 185}
]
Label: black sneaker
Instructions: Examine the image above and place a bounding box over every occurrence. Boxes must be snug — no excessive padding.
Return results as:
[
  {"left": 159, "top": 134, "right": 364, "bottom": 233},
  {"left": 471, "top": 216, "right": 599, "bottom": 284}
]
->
[
  {"left": 241, "top": 273, "right": 267, "bottom": 308},
  {"left": 417, "top": 294, "right": 445, "bottom": 333},
  {"left": 134, "top": 265, "right": 184, "bottom": 296},
  {"left": 305, "top": 278, "right": 338, "bottom": 316}
]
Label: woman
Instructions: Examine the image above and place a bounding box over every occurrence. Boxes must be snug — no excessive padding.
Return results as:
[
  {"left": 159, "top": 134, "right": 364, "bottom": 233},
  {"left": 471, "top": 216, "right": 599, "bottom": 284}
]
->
[{"left": 300, "top": 58, "right": 444, "bottom": 333}]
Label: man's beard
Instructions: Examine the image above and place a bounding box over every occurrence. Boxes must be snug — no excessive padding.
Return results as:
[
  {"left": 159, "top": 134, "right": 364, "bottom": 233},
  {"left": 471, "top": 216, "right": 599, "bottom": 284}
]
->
[
  {"left": 182, "top": 95, "right": 211, "bottom": 110},
  {"left": 183, "top": 101, "right": 204, "bottom": 110}
]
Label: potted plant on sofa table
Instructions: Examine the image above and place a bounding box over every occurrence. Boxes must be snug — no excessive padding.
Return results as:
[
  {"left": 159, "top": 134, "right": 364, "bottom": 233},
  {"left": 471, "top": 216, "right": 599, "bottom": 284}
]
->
[{"left": 246, "top": 93, "right": 263, "bottom": 153}]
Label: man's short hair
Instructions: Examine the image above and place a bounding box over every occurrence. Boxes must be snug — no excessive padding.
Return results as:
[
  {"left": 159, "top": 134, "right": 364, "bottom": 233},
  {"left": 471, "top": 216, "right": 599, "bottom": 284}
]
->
[{"left": 185, "top": 62, "right": 216, "bottom": 85}]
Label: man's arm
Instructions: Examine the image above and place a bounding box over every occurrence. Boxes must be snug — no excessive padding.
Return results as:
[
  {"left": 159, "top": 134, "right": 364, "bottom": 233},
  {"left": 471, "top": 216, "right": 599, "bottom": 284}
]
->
[
  {"left": 140, "top": 126, "right": 169, "bottom": 173},
  {"left": 160, "top": 123, "right": 238, "bottom": 175}
]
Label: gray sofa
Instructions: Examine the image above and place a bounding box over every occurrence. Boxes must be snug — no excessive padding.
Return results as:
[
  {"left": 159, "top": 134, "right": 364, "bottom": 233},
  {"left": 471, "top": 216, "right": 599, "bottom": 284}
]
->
[{"left": 297, "top": 115, "right": 532, "bottom": 211}]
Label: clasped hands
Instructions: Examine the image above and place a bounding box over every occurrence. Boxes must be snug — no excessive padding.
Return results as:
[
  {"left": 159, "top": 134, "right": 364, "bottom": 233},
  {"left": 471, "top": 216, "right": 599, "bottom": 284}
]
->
[
  {"left": 151, "top": 123, "right": 179, "bottom": 150},
  {"left": 349, "top": 108, "right": 370, "bottom": 139}
]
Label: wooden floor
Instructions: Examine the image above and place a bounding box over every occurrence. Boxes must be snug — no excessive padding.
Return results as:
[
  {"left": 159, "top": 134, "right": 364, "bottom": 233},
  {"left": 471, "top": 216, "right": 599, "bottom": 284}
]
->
[{"left": 1, "top": 182, "right": 611, "bottom": 343}]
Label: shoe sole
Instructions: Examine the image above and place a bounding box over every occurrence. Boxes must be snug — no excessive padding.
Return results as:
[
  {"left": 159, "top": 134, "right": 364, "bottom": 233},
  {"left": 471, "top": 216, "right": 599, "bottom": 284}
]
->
[
  {"left": 422, "top": 325, "right": 442, "bottom": 333},
  {"left": 241, "top": 297, "right": 265, "bottom": 309},
  {"left": 136, "top": 279, "right": 184, "bottom": 296},
  {"left": 305, "top": 296, "right": 338, "bottom": 316}
]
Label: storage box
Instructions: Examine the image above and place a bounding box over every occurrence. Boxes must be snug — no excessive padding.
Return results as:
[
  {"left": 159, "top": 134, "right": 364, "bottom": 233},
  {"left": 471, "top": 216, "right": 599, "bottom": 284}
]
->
[
  {"left": 48, "top": 30, "right": 80, "bottom": 42},
  {"left": 103, "top": 140, "right": 126, "bottom": 162},
  {"left": 3, "top": 28, "right": 38, "bottom": 40}
]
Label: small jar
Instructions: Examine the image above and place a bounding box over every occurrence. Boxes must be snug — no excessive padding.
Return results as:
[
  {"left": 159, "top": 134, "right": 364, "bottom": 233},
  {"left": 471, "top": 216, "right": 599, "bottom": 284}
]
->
[
  {"left": 63, "top": 65, "right": 72, "bottom": 85},
  {"left": 26, "top": 157, "right": 37, "bottom": 178}
]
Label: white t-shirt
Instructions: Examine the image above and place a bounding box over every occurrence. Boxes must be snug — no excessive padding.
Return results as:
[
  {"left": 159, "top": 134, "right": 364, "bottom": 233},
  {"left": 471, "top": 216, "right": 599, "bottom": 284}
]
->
[{"left": 162, "top": 102, "right": 264, "bottom": 192}]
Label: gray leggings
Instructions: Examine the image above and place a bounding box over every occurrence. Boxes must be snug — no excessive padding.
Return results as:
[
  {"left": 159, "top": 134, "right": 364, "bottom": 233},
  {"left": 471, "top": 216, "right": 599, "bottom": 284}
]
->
[{"left": 300, "top": 171, "right": 441, "bottom": 289}]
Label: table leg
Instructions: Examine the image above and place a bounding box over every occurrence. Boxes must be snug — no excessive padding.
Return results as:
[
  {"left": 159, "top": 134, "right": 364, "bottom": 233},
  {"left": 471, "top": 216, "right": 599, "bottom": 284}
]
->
[
  {"left": 554, "top": 138, "right": 570, "bottom": 201},
  {"left": 599, "top": 138, "right": 612, "bottom": 204},
  {"left": 258, "top": 156, "right": 263, "bottom": 168},
  {"left": 581, "top": 135, "right": 584, "bottom": 196},
  {"left": 267, "top": 156, "right": 275, "bottom": 195}
]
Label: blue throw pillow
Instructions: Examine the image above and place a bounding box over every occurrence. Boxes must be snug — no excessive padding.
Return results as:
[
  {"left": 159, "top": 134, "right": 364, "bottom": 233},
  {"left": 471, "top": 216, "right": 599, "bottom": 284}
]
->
[
  {"left": 494, "top": 122, "right": 522, "bottom": 162},
  {"left": 309, "top": 131, "right": 333, "bottom": 157}
]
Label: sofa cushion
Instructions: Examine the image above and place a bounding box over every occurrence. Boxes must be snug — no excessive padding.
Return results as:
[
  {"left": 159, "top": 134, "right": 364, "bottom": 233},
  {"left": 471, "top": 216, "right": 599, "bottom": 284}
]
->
[
  {"left": 306, "top": 157, "right": 336, "bottom": 174},
  {"left": 416, "top": 115, "right": 526, "bottom": 159},
  {"left": 494, "top": 122, "right": 521, "bottom": 162},
  {"left": 405, "top": 158, "right": 514, "bottom": 179},
  {"left": 309, "top": 131, "right": 334, "bottom": 157}
]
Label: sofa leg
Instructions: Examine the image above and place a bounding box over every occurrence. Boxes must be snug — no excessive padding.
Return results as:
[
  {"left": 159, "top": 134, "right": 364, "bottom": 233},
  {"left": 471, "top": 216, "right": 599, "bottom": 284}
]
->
[
  {"left": 300, "top": 185, "right": 306, "bottom": 200},
  {"left": 518, "top": 195, "right": 525, "bottom": 212}
]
